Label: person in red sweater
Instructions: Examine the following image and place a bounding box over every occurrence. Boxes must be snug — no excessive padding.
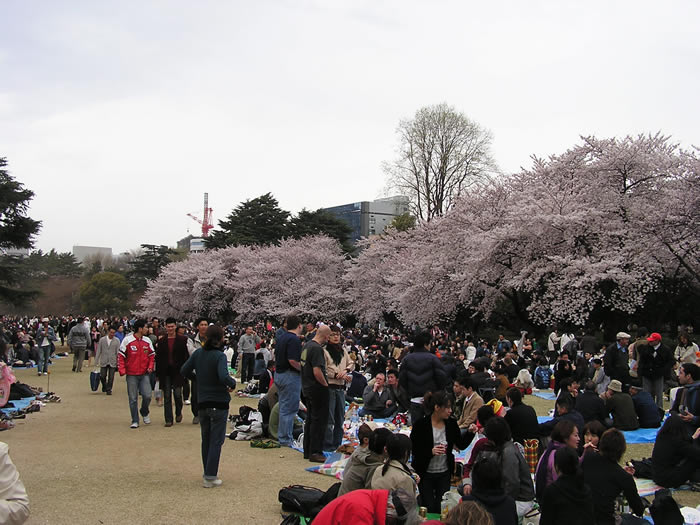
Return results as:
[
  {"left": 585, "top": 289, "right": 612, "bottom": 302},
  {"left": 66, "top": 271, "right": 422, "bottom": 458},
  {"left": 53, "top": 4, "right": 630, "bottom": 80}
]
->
[
  {"left": 118, "top": 319, "right": 155, "bottom": 429},
  {"left": 312, "top": 489, "right": 422, "bottom": 525}
]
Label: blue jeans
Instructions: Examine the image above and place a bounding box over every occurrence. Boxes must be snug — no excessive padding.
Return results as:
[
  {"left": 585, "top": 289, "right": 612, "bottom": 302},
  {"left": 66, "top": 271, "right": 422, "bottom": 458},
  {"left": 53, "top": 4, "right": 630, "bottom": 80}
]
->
[
  {"left": 275, "top": 371, "right": 301, "bottom": 446},
  {"left": 38, "top": 345, "right": 51, "bottom": 374},
  {"left": 126, "top": 374, "right": 152, "bottom": 424},
  {"left": 199, "top": 407, "right": 228, "bottom": 479},
  {"left": 324, "top": 388, "right": 346, "bottom": 451}
]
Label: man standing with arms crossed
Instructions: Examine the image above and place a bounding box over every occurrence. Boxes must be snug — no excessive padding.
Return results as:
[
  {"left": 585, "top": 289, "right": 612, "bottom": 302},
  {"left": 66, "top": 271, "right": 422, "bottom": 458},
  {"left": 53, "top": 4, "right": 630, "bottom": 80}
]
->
[
  {"left": 118, "top": 319, "right": 155, "bottom": 428},
  {"left": 274, "top": 315, "right": 303, "bottom": 447},
  {"left": 238, "top": 325, "right": 261, "bottom": 384},
  {"left": 302, "top": 324, "right": 331, "bottom": 462}
]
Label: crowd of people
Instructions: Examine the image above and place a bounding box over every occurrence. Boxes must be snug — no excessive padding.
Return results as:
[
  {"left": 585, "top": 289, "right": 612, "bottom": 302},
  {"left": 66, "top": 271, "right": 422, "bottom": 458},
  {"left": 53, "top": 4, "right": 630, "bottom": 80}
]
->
[{"left": 1, "top": 314, "right": 698, "bottom": 524}]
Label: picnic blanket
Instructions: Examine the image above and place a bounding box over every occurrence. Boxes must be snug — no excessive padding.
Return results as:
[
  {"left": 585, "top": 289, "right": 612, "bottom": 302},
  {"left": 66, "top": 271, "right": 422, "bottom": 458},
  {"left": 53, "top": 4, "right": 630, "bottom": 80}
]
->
[
  {"left": 536, "top": 416, "right": 658, "bottom": 444},
  {"left": 533, "top": 390, "right": 557, "bottom": 401},
  {"left": 0, "top": 396, "right": 36, "bottom": 416}
]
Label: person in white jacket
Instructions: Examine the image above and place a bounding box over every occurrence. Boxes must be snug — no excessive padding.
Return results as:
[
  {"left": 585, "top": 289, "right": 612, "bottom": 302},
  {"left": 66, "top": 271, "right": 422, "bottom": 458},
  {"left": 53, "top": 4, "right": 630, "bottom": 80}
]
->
[{"left": 0, "top": 442, "right": 29, "bottom": 524}]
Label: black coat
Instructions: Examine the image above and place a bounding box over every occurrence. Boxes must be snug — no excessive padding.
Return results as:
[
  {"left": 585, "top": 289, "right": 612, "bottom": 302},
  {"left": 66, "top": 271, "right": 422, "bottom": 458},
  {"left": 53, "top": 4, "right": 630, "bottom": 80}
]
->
[
  {"left": 631, "top": 390, "right": 662, "bottom": 428},
  {"left": 539, "top": 474, "right": 595, "bottom": 525},
  {"left": 637, "top": 343, "right": 674, "bottom": 380},
  {"left": 462, "top": 490, "right": 517, "bottom": 525},
  {"left": 398, "top": 350, "right": 447, "bottom": 398},
  {"left": 155, "top": 335, "right": 190, "bottom": 387},
  {"left": 410, "top": 416, "right": 471, "bottom": 478},
  {"left": 504, "top": 402, "right": 539, "bottom": 445},
  {"left": 575, "top": 391, "right": 608, "bottom": 424},
  {"left": 652, "top": 432, "right": 700, "bottom": 488},
  {"left": 603, "top": 343, "right": 630, "bottom": 384}
]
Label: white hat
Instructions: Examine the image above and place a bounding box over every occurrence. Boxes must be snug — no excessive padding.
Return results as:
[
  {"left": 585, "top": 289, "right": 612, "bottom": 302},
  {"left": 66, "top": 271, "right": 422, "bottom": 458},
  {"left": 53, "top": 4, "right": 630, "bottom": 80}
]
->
[
  {"left": 42, "top": 318, "right": 49, "bottom": 322},
  {"left": 616, "top": 332, "right": 631, "bottom": 340}
]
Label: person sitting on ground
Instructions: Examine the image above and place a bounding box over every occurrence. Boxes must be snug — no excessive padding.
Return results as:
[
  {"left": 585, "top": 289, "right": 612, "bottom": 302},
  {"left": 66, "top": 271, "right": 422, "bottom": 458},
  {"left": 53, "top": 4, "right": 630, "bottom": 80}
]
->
[
  {"left": 651, "top": 414, "right": 700, "bottom": 488},
  {"left": 601, "top": 380, "right": 639, "bottom": 430},
  {"left": 460, "top": 405, "right": 500, "bottom": 487},
  {"left": 628, "top": 384, "right": 663, "bottom": 428},
  {"left": 258, "top": 360, "right": 274, "bottom": 394},
  {"left": 503, "top": 387, "right": 539, "bottom": 446},
  {"left": 553, "top": 353, "right": 573, "bottom": 394},
  {"left": 582, "top": 428, "right": 644, "bottom": 525},
  {"left": 313, "top": 488, "right": 422, "bottom": 525},
  {"left": 493, "top": 366, "right": 509, "bottom": 402},
  {"left": 370, "top": 433, "right": 418, "bottom": 499},
  {"left": 339, "top": 427, "right": 391, "bottom": 496},
  {"left": 675, "top": 332, "right": 699, "bottom": 364},
  {"left": 649, "top": 490, "right": 684, "bottom": 525},
  {"left": 534, "top": 357, "right": 553, "bottom": 389},
  {"left": 513, "top": 368, "right": 534, "bottom": 394},
  {"left": 581, "top": 420, "right": 606, "bottom": 456},
  {"left": 556, "top": 377, "right": 579, "bottom": 409},
  {"left": 361, "top": 372, "right": 395, "bottom": 419},
  {"left": 539, "top": 447, "right": 595, "bottom": 525},
  {"left": 466, "top": 360, "right": 492, "bottom": 392},
  {"left": 538, "top": 395, "right": 584, "bottom": 443},
  {"left": 575, "top": 380, "right": 608, "bottom": 424},
  {"left": 385, "top": 369, "right": 410, "bottom": 414},
  {"left": 670, "top": 362, "right": 700, "bottom": 437},
  {"left": 443, "top": 501, "right": 494, "bottom": 525},
  {"left": 483, "top": 417, "right": 536, "bottom": 519},
  {"left": 453, "top": 376, "right": 484, "bottom": 439},
  {"left": 502, "top": 354, "right": 519, "bottom": 383},
  {"left": 535, "top": 420, "right": 580, "bottom": 500},
  {"left": 591, "top": 358, "right": 610, "bottom": 394},
  {"left": 461, "top": 452, "right": 517, "bottom": 525}
]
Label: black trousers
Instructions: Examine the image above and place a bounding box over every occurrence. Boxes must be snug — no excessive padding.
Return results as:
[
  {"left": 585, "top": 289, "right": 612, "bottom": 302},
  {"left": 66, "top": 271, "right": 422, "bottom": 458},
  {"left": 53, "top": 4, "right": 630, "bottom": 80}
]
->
[
  {"left": 162, "top": 375, "right": 183, "bottom": 423},
  {"left": 241, "top": 353, "right": 255, "bottom": 383},
  {"left": 99, "top": 366, "right": 115, "bottom": 393},
  {"left": 302, "top": 385, "right": 329, "bottom": 458},
  {"left": 419, "top": 470, "right": 451, "bottom": 514}
]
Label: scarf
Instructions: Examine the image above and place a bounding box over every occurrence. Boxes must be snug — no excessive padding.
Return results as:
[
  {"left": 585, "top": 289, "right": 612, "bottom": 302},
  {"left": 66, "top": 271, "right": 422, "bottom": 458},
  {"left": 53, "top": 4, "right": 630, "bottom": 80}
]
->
[{"left": 326, "top": 342, "right": 344, "bottom": 366}]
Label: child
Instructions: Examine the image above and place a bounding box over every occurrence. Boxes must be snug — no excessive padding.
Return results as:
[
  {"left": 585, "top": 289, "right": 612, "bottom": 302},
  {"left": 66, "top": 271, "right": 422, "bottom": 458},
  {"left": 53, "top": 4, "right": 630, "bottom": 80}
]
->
[{"left": 535, "top": 358, "right": 553, "bottom": 389}]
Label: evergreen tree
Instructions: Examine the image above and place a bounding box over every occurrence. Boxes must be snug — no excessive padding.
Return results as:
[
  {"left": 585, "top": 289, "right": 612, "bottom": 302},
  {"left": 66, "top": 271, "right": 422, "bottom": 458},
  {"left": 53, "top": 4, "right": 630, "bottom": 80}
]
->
[
  {"left": 0, "top": 157, "right": 42, "bottom": 306},
  {"left": 127, "top": 244, "right": 177, "bottom": 291},
  {"left": 80, "top": 271, "right": 131, "bottom": 315},
  {"left": 288, "top": 209, "right": 353, "bottom": 252},
  {"left": 205, "top": 193, "right": 290, "bottom": 249}
]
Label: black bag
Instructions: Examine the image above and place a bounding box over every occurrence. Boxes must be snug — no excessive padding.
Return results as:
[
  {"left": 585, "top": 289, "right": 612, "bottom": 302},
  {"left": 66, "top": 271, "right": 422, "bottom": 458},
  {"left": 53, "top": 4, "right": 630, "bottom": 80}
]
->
[
  {"left": 278, "top": 485, "right": 325, "bottom": 516},
  {"left": 280, "top": 516, "right": 300, "bottom": 525},
  {"left": 630, "top": 458, "right": 653, "bottom": 479}
]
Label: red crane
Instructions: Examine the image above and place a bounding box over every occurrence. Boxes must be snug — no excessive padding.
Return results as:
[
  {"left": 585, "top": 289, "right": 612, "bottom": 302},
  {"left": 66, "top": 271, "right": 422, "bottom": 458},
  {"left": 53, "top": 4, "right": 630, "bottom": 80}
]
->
[{"left": 187, "top": 193, "right": 214, "bottom": 237}]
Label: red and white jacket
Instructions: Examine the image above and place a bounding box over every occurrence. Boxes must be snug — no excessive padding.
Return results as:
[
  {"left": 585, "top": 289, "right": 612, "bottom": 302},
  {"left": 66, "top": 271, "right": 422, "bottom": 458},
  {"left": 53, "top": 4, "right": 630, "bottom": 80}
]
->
[{"left": 118, "top": 335, "right": 155, "bottom": 376}]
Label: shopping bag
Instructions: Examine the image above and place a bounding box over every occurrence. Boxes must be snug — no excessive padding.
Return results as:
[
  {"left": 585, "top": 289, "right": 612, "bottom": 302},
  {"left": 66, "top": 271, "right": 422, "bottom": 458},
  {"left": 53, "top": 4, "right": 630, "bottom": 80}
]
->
[{"left": 90, "top": 369, "right": 100, "bottom": 392}]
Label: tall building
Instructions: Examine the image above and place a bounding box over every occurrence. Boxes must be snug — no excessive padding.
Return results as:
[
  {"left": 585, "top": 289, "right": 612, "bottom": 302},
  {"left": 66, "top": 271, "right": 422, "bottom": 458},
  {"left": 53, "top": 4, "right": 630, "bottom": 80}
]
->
[
  {"left": 322, "top": 196, "right": 410, "bottom": 243},
  {"left": 72, "top": 245, "right": 112, "bottom": 263}
]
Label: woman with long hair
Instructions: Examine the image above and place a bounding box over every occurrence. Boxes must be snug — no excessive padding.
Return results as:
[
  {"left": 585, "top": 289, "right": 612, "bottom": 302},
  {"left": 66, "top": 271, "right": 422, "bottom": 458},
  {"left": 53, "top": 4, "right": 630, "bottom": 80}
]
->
[
  {"left": 410, "top": 390, "right": 470, "bottom": 513},
  {"left": 534, "top": 419, "right": 579, "bottom": 500},
  {"left": 370, "top": 433, "right": 417, "bottom": 499},
  {"left": 180, "top": 324, "right": 237, "bottom": 488},
  {"left": 539, "top": 447, "right": 595, "bottom": 525}
]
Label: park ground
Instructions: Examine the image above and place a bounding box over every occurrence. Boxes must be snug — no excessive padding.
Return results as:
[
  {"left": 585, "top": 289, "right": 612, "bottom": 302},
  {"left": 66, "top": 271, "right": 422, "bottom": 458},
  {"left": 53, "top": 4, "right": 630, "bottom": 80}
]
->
[{"left": 3, "top": 344, "right": 699, "bottom": 524}]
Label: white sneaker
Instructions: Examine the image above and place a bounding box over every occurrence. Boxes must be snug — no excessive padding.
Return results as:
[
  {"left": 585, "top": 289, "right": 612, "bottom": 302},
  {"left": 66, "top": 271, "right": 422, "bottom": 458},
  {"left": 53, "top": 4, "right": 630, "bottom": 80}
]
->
[
  {"left": 202, "top": 478, "right": 222, "bottom": 488},
  {"left": 143, "top": 416, "right": 151, "bottom": 425},
  {"left": 130, "top": 422, "right": 139, "bottom": 429},
  {"left": 184, "top": 400, "right": 191, "bottom": 405},
  {"left": 43, "top": 372, "right": 48, "bottom": 375}
]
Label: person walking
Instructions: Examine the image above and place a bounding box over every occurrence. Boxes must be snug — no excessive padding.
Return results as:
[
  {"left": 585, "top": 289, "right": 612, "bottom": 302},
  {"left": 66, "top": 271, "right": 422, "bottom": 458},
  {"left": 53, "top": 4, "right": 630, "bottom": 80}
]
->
[
  {"left": 301, "top": 324, "right": 331, "bottom": 462},
  {"left": 67, "top": 316, "right": 91, "bottom": 373},
  {"left": 186, "top": 318, "right": 209, "bottom": 425},
  {"left": 155, "top": 318, "right": 190, "bottom": 427},
  {"left": 118, "top": 320, "right": 155, "bottom": 429},
  {"left": 180, "top": 324, "right": 236, "bottom": 488},
  {"left": 95, "top": 324, "right": 119, "bottom": 395}
]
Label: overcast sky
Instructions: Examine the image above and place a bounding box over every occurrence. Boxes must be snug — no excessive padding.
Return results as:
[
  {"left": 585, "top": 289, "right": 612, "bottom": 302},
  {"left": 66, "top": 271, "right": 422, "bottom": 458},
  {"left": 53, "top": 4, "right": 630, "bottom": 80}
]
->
[{"left": 2, "top": 1, "right": 698, "bottom": 254}]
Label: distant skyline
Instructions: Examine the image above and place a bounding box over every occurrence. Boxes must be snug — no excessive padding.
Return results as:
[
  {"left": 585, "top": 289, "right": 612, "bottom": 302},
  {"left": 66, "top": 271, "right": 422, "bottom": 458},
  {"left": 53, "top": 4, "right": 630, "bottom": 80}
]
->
[{"left": 2, "top": 1, "right": 698, "bottom": 254}]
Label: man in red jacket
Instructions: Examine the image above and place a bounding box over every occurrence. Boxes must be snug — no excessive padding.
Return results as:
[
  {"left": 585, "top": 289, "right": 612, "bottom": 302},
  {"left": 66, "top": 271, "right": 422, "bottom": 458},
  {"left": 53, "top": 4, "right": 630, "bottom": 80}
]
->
[
  {"left": 312, "top": 488, "right": 421, "bottom": 525},
  {"left": 118, "top": 319, "right": 155, "bottom": 429}
]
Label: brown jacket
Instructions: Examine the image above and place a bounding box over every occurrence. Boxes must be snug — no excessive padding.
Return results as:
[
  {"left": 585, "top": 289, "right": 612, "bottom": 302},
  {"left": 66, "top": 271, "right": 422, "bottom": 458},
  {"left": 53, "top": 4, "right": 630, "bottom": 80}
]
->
[
  {"left": 457, "top": 392, "right": 484, "bottom": 429},
  {"left": 370, "top": 460, "right": 417, "bottom": 498}
]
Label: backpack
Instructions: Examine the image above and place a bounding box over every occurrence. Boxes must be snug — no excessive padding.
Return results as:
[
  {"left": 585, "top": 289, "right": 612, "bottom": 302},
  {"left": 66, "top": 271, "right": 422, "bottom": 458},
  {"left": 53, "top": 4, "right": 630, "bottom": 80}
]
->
[
  {"left": 278, "top": 482, "right": 340, "bottom": 519},
  {"left": 630, "top": 457, "right": 653, "bottom": 479},
  {"left": 535, "top": 367, "right": 552, "bottom": 389}
]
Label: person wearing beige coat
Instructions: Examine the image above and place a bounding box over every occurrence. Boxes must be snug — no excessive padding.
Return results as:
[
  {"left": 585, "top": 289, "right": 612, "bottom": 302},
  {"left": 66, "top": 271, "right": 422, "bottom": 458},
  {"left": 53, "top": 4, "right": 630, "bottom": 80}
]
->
[
  {"left": 0, "top": 442, "right": 29, "bottom": 524},
  {"left": 454, "top": 376, "right": 484, "bottom": 432}
]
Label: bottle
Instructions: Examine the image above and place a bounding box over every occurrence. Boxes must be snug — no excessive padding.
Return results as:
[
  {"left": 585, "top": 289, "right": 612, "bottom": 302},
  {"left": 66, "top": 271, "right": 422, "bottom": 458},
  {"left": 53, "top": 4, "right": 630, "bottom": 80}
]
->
[{"left": 351, "top": 406, "right": 359, "bottom": 424}]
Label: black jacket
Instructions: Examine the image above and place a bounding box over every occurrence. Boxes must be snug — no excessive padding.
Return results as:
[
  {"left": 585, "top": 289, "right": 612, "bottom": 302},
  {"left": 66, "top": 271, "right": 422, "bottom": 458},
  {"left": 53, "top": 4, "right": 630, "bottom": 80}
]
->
[
  {"left": 631, "top": 390, "right": 662, "bottom": 428},
  {"left": 603, "top": 343, "right": 630, "bottom": 384},
  {"left": 398, "top": 350, "right": 447, "bottom": 398},
  {"left": 410, "top": 416, "right": 471, "bottom": 478},
  {"left": 504, "top": 402, "right": 539, "bottom": 445},
  {"left": 155, "top": 335, "right": 190, "bottom": 386},
  {"left": 582, "top": 451, "right": 644, "bottom": 525},
  {"left": 652, "top": 432, "right": 700, "bottom": 488},
  {"left": 539, "top": 474, "right": 596, "bottom": 525},
  {"left": 637, "top": 343, "right": 674, "bottom": 380},
  {"left": 575, "top": 390, "right": 608, "bottom": 424},
  {"left": 462, "top": 489, "right": 517, "bottom": 525}
]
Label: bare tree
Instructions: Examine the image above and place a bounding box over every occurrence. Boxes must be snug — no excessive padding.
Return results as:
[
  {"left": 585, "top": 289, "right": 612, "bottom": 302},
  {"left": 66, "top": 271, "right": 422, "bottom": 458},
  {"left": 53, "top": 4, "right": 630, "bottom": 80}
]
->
[{"left": 383, "top": 103, "right": 496, "bottom": 221}]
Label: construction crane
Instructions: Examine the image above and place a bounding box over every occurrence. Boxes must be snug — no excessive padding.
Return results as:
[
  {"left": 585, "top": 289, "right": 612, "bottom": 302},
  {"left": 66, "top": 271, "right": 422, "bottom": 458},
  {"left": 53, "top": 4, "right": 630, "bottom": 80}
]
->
[{"left": 187, "top": 193, "right": 214, "bottom": 237}]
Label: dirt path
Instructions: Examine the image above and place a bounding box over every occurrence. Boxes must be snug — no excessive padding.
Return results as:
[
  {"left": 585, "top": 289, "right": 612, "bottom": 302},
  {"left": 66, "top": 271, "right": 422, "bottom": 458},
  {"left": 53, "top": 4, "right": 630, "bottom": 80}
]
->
[
  {"left": 2, "top": 344, "right": 333, "bottom": 525},
  {"left": 3, "top": 344, "right": 699, "bottom": 524}
]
